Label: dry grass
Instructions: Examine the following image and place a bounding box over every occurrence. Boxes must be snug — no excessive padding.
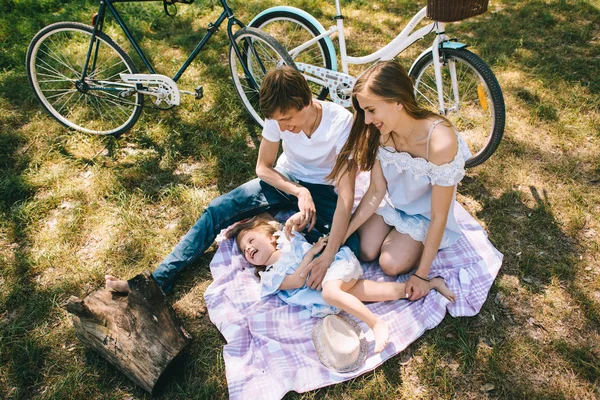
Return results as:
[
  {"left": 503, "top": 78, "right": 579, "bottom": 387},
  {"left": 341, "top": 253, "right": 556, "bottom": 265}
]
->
[{"left": 1, "top": 0, "right": 599, "bottom": 399}]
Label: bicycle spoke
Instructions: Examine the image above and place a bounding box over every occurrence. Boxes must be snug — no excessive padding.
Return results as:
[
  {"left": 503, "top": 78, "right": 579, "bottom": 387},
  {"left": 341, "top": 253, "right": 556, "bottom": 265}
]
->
[{"left": 44, "top": 36, "right": 82, "bottom": 77}]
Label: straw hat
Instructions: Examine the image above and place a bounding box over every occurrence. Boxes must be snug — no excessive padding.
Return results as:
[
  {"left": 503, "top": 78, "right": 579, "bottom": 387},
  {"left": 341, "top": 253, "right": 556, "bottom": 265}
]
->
[{"left": 312, "top": 314, "right": 367, "bottom": 372}]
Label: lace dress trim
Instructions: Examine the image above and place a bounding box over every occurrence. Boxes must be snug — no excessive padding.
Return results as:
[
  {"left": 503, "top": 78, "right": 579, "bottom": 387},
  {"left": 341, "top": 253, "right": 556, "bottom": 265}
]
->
[
  {"left": 376, "top": 132, "right": 470, "bottom": 186},
  {"left": 375, "top": 203, "right": 453, "bottom": 249}
]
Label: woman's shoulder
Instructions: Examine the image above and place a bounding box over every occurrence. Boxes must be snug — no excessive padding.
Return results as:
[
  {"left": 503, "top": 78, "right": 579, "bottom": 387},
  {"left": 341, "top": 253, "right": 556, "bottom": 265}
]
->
[{"left": 427, "top": 119, "right": 459, "bottom": 166}]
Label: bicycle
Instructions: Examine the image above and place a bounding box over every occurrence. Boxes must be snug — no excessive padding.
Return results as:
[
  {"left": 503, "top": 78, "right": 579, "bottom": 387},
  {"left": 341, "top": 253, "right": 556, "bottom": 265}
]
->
[
  {"left": 249, "top": 0, "right": 505, "bottom": 167},
  {"left": 26, "top": 0, "right": 295, "bottom": 136}
]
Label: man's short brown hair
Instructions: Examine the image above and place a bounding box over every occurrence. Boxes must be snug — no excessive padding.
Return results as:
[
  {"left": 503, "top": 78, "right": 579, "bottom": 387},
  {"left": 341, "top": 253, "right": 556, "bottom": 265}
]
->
[{"left": 259, "top": 66, "right": 312, "bottom": 118}]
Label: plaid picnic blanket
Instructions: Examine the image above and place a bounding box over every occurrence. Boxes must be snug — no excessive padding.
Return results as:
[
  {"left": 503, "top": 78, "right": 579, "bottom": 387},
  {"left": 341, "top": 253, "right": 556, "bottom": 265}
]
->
[{"left": 205, "top": 180, "right": 502, "bottom": 399}]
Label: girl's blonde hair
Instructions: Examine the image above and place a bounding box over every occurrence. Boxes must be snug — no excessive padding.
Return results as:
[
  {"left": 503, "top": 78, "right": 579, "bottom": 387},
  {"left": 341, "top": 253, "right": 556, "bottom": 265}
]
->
[
  {"left": 327, "top": 60, "right": 448, "bottom": 181},
  {"left": 226, "top": 213, "right": 281, "bottom": 277}
]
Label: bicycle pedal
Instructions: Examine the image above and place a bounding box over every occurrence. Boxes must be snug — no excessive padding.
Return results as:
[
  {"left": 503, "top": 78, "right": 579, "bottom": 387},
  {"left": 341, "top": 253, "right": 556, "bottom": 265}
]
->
[{"left": 195, "top": 86, "right": 204, "bottom": 100}]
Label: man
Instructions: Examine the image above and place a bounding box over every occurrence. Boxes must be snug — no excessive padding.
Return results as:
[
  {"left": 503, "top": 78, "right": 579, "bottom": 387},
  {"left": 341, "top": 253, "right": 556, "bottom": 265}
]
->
[{"left": 106, "top": 66, "right": 358, "bottom": 293}]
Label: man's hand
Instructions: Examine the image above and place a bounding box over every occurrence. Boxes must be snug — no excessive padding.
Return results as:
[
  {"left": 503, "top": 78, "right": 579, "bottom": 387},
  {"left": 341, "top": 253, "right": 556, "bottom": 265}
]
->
[
  {"left": 301, "top": 248, "right": 334, "bottom": 291},
  {"left": 405, "top": 275, "right": 429, "bottom": 301},
  {"left": 297, "top": 188, "right": 317, "bottom": 232}
]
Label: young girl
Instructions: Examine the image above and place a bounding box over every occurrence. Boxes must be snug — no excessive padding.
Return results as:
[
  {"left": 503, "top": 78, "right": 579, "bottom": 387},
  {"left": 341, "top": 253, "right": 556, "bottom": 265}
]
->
[
  {"left": 329, "top": 60, "right": 472, "bottom": 302},
  {"left": 228, "top": 213, "right": 455, "bottom": 353}
]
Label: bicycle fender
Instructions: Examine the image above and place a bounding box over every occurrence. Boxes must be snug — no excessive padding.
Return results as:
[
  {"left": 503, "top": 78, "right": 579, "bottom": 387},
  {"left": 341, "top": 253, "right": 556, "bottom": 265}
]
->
[
  {"left": 249, "top": 6, "right": 338, "bottom": 71},
  {"left": 408, "top": 41, "right": 468, "bottom": 75}
]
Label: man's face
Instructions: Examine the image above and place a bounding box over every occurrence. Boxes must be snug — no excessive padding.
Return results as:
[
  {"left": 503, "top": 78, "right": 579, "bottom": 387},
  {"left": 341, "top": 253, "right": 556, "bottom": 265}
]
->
[{"left": 270, "top": 105, "right": 311, "bottom": 134}]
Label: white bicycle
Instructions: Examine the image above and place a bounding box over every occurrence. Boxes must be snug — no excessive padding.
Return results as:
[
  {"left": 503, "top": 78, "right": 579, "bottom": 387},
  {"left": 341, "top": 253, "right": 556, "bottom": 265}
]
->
[{"left": 247, "top": 0, "right": 505, "bottom": 168}]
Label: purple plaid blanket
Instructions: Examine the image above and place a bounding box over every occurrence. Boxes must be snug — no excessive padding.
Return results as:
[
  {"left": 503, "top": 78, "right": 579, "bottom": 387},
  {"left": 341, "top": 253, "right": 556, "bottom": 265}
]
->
[{"left": 205, "top": 185, "right": 502, "bottom": 399}]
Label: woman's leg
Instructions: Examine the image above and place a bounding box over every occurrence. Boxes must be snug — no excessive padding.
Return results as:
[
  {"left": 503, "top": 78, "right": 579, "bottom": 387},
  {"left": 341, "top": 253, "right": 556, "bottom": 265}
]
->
[
  {"left": 379, "top": 230, "right": 424, "bottom": 276},
  {"left": 357, "top": 214, "right": 392, "bottom": 262},
  {"left": 322, "top": 279, "right": 390, "bottom": 353}
]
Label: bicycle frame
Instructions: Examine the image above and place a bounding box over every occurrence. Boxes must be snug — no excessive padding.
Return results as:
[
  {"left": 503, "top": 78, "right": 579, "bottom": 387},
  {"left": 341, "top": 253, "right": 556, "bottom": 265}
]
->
[
  {"left": 82, "top": 0, "right": 254, "bottom": 90},
  {"left": 287, "top": 2, "right": 455, "bottom": 114}
]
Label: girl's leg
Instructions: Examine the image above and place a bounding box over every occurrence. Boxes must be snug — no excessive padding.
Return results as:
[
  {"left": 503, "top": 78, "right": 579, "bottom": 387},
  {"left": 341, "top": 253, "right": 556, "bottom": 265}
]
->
[
  {"left": 347, "top": 278, "right": 455, "bottom": 302},
  {"left": 322, "top": 279, "right": 390, "bottom": 353},
  {"left": 357, "top": 214, "right": 393, "bottom": 262},
  {"left": 379, "top": 230, "right": 424, "bottom": 276}
]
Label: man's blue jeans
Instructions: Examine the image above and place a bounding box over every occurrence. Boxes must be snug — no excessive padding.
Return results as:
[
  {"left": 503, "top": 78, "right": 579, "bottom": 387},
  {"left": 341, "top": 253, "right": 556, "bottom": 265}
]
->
[{"left": 152, "top": 176, "right": 360, "bottom": 292}]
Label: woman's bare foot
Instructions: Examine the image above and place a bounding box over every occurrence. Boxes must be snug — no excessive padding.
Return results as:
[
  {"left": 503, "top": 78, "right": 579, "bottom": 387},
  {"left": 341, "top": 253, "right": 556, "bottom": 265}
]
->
[
  {"left": 371, "top": 318, "right": 390, "bottom": 353},
  {"left": 429, "top": 277, "right": 455, "bottom": 302},
  {"left": 105, "top": 275, "right": 130, "bottom": 293}
]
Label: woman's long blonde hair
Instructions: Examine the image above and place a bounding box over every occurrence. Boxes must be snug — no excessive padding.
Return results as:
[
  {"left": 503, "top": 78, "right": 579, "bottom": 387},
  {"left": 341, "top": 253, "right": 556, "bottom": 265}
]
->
[{"left": 328, "top": 61, "right": 443, "bottom": 180}]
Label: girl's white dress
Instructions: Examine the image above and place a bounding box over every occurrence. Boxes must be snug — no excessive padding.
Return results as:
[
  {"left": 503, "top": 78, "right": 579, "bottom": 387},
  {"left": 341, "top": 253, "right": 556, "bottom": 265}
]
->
[
  {"left": 375, "top": 120, "right": 472, "bottom": 249},
  {"left": 259, "top": 231, "right": 362, "bottom": 317}
]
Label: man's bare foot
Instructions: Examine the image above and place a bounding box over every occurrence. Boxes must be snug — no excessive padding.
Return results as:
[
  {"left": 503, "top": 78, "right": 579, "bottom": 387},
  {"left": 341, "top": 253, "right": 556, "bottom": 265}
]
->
[
  {"left": 372, "top": 318, "right": 390, "bottom": 353},
  {"left": 105, "top": 275, "right": 130, "bottom": 293},
  {"left": 430, "top": 277, "right": 455, "bottom": 302}
]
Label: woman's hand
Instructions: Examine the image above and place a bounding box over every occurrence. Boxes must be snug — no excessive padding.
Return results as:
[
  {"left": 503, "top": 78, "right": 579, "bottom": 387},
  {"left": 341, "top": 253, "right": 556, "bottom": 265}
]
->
[
  {"left": 405, "top": 275, "right": 430, "bottom": 301},
  {"left": 297, "top": 188, "right": 317, "bottom": 232}
]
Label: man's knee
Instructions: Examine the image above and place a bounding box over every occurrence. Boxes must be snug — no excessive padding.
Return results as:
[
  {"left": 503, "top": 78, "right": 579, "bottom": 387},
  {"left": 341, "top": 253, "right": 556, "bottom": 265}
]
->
[{"left": 344, "top": 233, "right": 361, "bottom": 258}]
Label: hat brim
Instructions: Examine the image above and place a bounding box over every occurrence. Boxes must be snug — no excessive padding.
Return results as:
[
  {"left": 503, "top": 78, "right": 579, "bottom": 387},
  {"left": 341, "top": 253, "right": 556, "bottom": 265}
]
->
[{"left": 312, "top": 314, "right": 368, "bottom": 373}]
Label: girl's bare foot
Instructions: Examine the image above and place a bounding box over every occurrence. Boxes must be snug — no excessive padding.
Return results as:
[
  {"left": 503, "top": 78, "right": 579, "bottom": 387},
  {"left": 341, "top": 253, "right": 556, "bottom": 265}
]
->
[
  {"left": 372, "top": 318, "right": 390, "bottom": 353},
  {"left": 105, "top": 275, "right": 130, "bottom": 293},
  {"left": 430, "top": 277, "right": 455, "bottom": 302}
]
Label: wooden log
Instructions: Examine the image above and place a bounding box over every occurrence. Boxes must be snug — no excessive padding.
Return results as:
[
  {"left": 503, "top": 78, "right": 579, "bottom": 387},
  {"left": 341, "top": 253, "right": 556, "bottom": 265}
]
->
[{"left": 66, "top": 271, "right": 192, "bottom": 393}]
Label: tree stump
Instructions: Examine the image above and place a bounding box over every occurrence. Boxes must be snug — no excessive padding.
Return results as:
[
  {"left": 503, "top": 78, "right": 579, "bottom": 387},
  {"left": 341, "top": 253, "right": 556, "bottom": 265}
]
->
[{"left": 66, "top": 271, "right": 192, "bottom": 393}]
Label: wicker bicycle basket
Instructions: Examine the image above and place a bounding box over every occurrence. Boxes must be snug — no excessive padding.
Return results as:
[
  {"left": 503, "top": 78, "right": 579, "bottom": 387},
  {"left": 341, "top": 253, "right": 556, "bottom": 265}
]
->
[{"left": 426, "top": 0, "right": 489, "bottom": 22}]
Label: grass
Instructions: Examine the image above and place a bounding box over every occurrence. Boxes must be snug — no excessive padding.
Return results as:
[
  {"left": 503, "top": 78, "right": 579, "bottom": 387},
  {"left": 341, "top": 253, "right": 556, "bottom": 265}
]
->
[{"left": 1, "top": 0, "right": 600, "bottom": 398}]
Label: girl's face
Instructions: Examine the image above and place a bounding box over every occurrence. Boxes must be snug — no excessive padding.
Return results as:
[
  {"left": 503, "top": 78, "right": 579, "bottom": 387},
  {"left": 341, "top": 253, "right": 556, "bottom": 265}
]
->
[
  {"left": 355, "top": 91, "right": 401, "bottom": 136},
  {"left": 238, "top": 230, "right": 277, "bottom": 266}
]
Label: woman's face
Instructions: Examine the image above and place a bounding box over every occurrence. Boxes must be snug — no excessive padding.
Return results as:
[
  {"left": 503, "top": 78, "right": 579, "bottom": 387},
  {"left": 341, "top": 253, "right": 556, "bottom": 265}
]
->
[
  {"left": 238, "top": 230, "right": 277, "bottom": 266},
  {"left": 270, "top": 104, "right": 312, "bottom": 134},
  {"left": 355, "top": 91, "right": 401, "bottom": 136}
]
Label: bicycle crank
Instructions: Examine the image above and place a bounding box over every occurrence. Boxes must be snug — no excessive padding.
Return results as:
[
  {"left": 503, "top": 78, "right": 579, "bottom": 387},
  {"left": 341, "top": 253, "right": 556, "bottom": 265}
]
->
[{"left": 120, "top": 73, "right": 181, "bottom": 107}]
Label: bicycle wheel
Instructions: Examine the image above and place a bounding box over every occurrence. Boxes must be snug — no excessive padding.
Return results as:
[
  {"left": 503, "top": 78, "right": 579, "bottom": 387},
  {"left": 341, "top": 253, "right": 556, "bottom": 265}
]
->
[
  {"left": 26, "top": 22, "right": 143, "bottom": 136},
  {"left": 250, "top": 9, "right": 335, "bottom": 100},
  {"left": 410, "top": 48, "right": 505, "bottom": 168},
  {"left": 229, "top": 27, "right": 296, "bottom": 127}
]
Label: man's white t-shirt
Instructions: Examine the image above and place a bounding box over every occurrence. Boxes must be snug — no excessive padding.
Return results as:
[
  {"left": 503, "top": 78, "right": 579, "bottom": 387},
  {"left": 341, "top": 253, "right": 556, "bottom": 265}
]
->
[{"left": 261, "top": 100, "right": 353, "bottom": 185}]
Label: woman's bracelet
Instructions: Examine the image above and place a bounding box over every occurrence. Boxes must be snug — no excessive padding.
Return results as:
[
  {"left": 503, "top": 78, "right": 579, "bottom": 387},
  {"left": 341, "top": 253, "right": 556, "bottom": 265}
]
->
[{"left": 412, "top": 273, "right": 430, "bottom": 283}]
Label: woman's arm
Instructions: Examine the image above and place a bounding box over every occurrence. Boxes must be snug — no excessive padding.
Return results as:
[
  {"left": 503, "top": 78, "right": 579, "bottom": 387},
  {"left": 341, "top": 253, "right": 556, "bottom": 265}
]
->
[
  {"left": 256, "top": 138, "right": 317, "bottom": 229},
  {"left": 303, "top": 163, "right": 357, "bottom": 289},
  {"left": 344, "top": 160, "right": 387, "bottom": 241},
  {"left": 406, "top": 124, "right": 458, "bottom": 300},
  {"left": 279, "top": 236, "right": 327, "bottom": 290}
]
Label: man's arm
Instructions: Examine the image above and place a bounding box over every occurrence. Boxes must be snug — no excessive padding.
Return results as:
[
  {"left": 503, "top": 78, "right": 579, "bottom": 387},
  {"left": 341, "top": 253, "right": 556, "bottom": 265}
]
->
[{"left": 256, "top": 138, "right": 317, "bottom": 229}]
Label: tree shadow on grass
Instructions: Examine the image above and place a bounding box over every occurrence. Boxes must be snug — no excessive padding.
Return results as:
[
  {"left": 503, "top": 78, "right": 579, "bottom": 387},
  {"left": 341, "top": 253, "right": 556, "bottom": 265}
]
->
[{"left": 465, "top": 0, "right": 600, "bottom": 94}]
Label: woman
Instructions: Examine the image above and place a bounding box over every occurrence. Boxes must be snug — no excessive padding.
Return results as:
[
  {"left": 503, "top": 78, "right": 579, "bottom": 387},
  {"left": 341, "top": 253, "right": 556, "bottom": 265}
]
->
[{"left": 329, "top": 60, "right": 471, "bottom": 301}]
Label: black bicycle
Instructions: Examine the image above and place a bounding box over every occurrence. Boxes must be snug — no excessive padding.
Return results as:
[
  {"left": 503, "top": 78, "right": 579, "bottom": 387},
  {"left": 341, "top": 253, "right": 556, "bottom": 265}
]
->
[{"left": 26, "top": 0, "right": 295, "bottom": 136}]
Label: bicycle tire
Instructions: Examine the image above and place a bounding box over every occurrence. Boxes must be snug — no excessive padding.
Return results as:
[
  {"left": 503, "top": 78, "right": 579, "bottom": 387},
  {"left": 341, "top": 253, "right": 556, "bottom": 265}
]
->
[
  {"left": 229, "top": 27, "right": 297, "bottom": 127},
  {"left": 410, "top": 48, "right": 505, "bottom": 168},
  {"left": 26, "top": 22, "right": 143, "bottom": 136},
  {"left": 250, "top": 10, "right": 334, "bottom": 100}
]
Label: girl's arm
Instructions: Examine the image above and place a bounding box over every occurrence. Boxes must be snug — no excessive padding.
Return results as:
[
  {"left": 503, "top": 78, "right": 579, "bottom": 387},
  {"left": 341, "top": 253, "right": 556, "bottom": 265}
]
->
[
  {"left": 344, "top": 160, "right": 387, "bottom": 241},
  {"left": 303, "top": 164, "right": 357, "bottom": 289},
  {"left": 256, "top": 138, "right": 316, "bottom": 229},
  {"left": 279, "top": 236, "right": 328, "bottom": 290}
]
